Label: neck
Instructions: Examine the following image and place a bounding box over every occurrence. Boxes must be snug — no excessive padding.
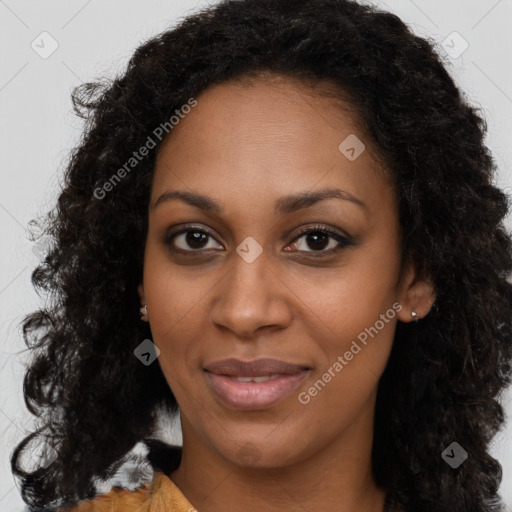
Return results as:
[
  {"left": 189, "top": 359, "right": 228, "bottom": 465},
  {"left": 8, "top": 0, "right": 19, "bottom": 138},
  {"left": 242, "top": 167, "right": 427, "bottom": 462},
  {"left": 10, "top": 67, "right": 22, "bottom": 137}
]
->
[{"left": 170, "top": 396, "right": 389, "bottom": 512}]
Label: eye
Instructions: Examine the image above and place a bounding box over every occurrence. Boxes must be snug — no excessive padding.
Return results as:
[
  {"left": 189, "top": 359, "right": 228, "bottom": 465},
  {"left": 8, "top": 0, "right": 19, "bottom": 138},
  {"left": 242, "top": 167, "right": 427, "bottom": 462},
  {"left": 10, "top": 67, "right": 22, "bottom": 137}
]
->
[
  {"left": 164, "top": 226, "right": 222, "bottom": 253},
  {"left": 286, "top": 225, "right": 352, "bottom": 256},
  {"left": 164, "top": 223, "right": 352, "bottom": 256}
]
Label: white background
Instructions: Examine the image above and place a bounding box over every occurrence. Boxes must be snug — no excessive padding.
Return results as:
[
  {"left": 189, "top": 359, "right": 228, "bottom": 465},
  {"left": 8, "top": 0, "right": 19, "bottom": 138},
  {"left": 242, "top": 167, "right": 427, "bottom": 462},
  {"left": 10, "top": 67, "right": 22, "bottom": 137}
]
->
[{"left": 1, "top": 1, "right": 511, "bottom": 511}]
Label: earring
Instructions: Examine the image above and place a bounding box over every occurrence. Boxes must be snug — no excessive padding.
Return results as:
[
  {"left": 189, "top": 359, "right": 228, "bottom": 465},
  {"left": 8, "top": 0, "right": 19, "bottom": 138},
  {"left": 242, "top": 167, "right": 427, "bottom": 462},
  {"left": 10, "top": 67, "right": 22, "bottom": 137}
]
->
[
  {"left": 411, "top": 310, "right": 419, "bottom": 322},
  {"left": 140, "top": 304, "right": 149, "bottom": 322}
]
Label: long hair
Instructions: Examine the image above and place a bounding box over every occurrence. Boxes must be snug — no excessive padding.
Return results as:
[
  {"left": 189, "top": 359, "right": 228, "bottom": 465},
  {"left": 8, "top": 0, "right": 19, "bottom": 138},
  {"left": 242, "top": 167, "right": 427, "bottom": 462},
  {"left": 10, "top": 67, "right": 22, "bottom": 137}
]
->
[{"left": 11, "top": 1, "right": 512, "bottom": 510}]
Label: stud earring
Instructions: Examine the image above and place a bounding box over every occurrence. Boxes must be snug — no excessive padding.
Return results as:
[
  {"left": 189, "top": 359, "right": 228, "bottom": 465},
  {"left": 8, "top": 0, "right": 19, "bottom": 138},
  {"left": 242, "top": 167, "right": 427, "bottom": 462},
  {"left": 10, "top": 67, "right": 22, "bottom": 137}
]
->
[
  {"left": 140, "top": 304, "right": 149, "bottom": 322},
  {"left": 411, "top": 310, "right": 419, "bottom": 322}
]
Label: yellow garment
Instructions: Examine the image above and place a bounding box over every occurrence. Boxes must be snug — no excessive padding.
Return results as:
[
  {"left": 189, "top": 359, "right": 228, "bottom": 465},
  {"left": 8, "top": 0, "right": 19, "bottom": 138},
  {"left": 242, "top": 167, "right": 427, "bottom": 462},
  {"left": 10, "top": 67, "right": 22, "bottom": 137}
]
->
[{"left": 59, "top": 471, "right": 196, "bottom": 512}]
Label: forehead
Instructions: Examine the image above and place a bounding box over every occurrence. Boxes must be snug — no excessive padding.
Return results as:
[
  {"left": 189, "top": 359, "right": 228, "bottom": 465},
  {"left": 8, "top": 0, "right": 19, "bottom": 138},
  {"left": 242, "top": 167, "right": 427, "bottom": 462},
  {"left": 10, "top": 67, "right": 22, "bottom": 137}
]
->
[
  {"left": 150, "top": 75, "right": 395, "bottom": 218},
  {"left": 158, "top": 75, "right": 364, "bottom": 153}
]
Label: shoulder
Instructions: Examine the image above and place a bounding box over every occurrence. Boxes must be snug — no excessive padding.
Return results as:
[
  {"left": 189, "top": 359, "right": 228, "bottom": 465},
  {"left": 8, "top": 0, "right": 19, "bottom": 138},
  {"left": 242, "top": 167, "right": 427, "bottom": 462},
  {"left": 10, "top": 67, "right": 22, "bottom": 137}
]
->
[
  {"left": 58, "top": 482, "right": 151, "bottom": 512},
  {"left": 57, "top": 442, "right": 186, "bottom": 512},
  {"left": 56, "top": 470, "right": 194, "bottom": 512}
]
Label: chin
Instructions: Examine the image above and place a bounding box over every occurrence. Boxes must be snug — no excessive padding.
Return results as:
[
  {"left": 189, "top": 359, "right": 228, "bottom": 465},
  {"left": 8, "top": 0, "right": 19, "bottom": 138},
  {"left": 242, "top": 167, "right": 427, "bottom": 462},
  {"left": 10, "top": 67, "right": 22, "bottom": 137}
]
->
[{"left": 222, "top": 438, "right": 304, "bottom": 470}]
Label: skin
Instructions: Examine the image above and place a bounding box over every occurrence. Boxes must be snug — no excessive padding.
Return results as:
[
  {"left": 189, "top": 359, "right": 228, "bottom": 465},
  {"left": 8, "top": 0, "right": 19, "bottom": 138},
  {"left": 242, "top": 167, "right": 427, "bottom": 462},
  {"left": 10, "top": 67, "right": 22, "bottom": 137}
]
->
[{"left": 137, "top": 74, "right": 436, "bottom": 512}]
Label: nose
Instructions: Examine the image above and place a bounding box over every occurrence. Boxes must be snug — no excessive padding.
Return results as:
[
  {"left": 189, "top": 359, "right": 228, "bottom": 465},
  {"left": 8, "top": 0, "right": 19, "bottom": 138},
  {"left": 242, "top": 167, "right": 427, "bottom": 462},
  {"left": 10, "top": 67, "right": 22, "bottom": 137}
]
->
[{"left": 209, "top": 246, "right": 292, "bottom": 338}]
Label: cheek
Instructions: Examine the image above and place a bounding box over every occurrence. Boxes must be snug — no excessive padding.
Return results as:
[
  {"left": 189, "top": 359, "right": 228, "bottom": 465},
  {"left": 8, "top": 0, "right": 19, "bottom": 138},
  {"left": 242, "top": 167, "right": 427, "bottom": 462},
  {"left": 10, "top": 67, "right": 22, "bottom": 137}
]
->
[
  {"left": 305, "top": 287, "right": 398, "bottom": 383},
  {"left": 298, "top": 248, "right": 400, "bottom": 335},
  {"left": 143, "top": 248, "right": 213, "bottom": 334},
  {"left": 292, "top": 247, "right": 401, "bottom": 379},
  {"left": 297, "top": 294, "right": 398, "bottom": 421},
  {"left": 142, "top": 258, "right": 209, "bottom": 382}
]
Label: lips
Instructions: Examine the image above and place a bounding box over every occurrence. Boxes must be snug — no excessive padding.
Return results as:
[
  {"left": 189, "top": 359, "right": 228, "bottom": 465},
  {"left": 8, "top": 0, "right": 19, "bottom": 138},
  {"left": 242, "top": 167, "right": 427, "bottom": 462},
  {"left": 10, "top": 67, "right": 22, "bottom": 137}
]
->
[
  {"left": 204, "top": 357, "right": 309, "bottom": 377},
  {"left": 204, "top": 358, "right": 310, "bottom": 411}
]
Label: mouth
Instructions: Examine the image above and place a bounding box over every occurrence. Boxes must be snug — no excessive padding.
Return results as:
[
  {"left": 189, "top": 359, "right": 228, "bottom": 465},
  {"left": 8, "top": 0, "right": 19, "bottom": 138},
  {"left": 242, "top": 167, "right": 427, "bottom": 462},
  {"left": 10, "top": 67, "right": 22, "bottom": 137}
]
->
[{"left": 203, "top": 358, "right": 310, "bottom": 411}]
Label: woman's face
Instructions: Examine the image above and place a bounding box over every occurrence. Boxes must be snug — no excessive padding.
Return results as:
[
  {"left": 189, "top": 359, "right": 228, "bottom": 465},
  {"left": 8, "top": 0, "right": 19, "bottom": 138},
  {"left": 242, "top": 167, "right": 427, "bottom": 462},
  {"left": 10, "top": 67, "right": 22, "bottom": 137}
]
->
[{"left": 139, "top": 75, "right": 434, "bottom": 469}]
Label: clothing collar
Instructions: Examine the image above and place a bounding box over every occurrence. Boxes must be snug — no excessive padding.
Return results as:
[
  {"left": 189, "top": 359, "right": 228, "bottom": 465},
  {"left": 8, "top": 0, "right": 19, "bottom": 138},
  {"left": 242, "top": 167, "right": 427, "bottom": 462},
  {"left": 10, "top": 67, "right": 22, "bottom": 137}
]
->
[{"left": 147, "top": 470, "right": 196, "bottom": 512}]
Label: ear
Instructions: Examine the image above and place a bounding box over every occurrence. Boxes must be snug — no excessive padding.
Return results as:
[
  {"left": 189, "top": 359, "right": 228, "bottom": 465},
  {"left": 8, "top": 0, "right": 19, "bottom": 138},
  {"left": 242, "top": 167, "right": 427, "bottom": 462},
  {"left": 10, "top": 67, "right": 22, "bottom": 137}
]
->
[
  {"left": 395, "top": 259, "right": 436, "bottom": 323},
  {"left": 137, "top": 283, "right": 146, "bottom": 307}
]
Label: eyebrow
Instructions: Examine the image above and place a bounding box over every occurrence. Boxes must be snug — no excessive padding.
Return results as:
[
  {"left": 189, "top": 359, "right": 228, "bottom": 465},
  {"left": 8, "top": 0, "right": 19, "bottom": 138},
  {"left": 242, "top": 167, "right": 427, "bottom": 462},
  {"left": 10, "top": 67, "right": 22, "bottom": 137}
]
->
[{"left": 151, "top": 187, "right": 367, "bottom": 215}]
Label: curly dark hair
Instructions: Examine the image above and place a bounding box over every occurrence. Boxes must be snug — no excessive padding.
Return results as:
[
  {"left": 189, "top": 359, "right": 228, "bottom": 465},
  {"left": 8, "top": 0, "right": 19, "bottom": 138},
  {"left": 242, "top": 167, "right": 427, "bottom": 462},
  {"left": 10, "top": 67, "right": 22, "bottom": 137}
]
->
[{"left": 10, "top": 0, "right": 512, "bottom": 511}]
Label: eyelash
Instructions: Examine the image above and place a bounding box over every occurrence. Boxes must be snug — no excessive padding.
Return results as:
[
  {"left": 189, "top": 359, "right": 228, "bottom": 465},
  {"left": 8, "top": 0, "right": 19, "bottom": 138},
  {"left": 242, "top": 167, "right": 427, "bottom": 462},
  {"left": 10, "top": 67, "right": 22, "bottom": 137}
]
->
[{"left": 163, "top": 224, "right": 353, "bottom": 258}]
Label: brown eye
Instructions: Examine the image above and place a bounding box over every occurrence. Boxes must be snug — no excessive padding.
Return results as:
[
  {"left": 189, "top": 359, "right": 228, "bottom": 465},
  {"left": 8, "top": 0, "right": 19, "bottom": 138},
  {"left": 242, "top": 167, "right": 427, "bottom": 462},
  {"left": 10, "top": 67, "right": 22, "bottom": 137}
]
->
[
  {"left": 287, "top": 225, "right": 352, "bottom": 256},
  {"left": 165, "top": 227, "right": 223, "bottom": 253},
  {"left": 183, "top": 231, "right": 209, "bottom": 249},
  {"left": 164, "top": 223, "right": 352, "bottom": 257},
  {"left": 297, "top": 231, "right": 332, "bottom": 251}
]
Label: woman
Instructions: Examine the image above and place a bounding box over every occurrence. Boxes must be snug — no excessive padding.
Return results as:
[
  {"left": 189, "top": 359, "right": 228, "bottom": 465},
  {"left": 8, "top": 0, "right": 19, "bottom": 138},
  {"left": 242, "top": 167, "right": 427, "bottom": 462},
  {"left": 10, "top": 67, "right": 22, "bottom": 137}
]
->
[{"left": 11, "top": 0, "right": 512, "bottom": 511}]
